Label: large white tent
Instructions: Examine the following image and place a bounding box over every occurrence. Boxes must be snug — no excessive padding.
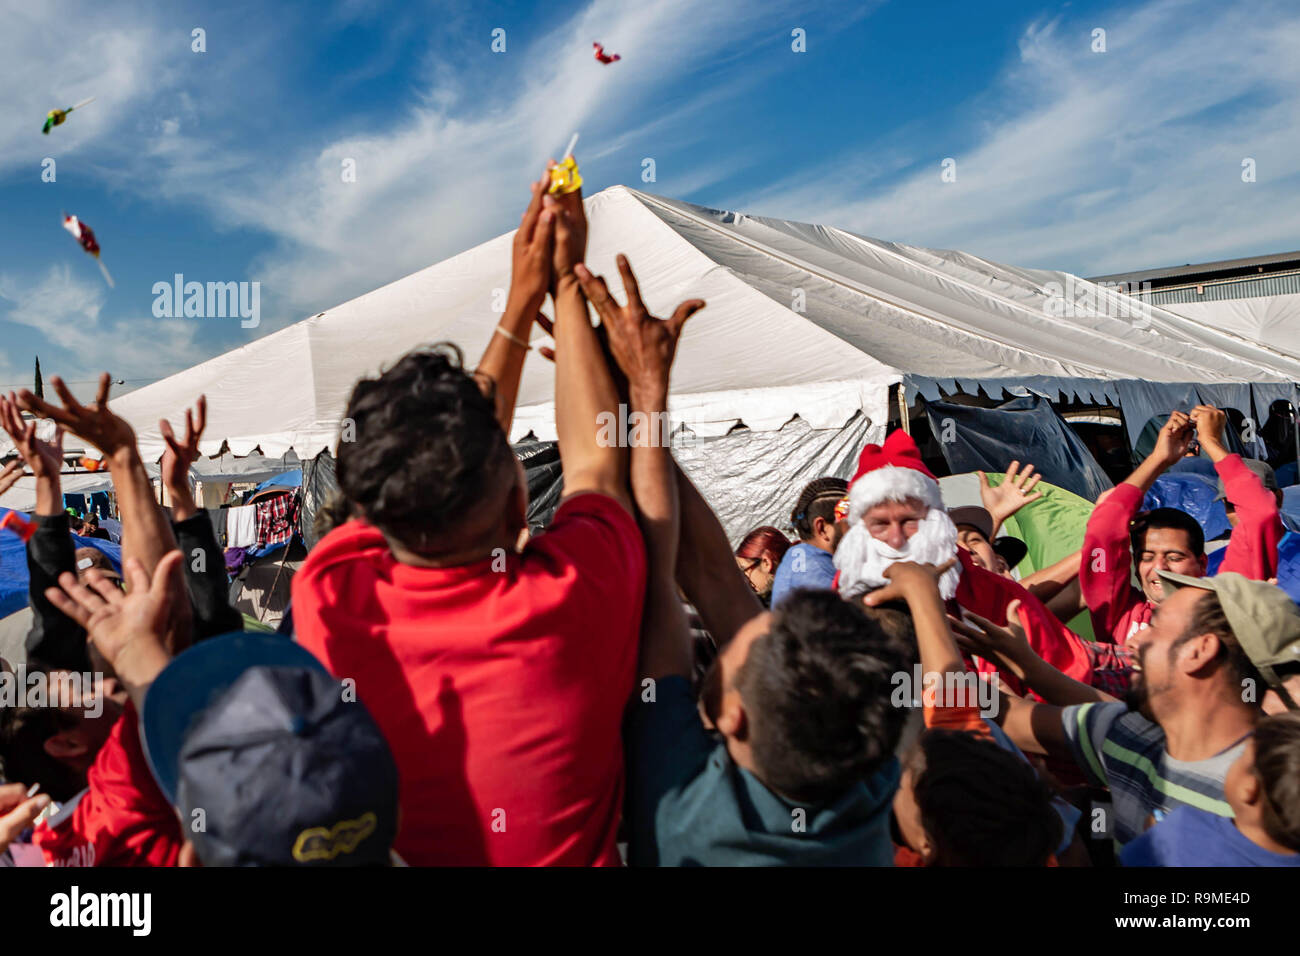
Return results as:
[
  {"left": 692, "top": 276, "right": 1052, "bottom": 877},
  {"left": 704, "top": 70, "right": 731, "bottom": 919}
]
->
[
  {"left": 101, "top": 186, "right": 1300, "bottom": 463},
  {"left": 6, "top": 186, "right": 1300, "bottom": 536}
]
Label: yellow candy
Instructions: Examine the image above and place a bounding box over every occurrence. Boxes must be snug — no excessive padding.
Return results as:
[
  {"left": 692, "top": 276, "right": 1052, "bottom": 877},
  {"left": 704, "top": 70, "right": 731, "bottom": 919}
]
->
[{"left": 547, "top": 156, "right": 583, "bottom": 195}]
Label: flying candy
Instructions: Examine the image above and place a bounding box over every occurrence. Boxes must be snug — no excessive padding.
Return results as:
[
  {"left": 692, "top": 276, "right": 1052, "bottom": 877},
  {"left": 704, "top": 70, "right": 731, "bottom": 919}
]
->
[
  {"left": 547, "top": 134, "right": 583, "bottom": 195},
  {"left": 62, "top": 214, "right": 114, "bottom": 288},
  {"left": 42, "top": 97, "right": 95, "bottom": 134},
  {"left": 593, "top": 42, "right": 620, "bottom": 64}
]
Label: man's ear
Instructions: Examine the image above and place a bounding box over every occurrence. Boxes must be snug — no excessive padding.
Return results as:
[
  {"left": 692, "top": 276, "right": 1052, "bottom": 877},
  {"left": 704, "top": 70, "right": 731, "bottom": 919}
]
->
[
  {"left": 44, "top": 729, "right": 89, "bottom": 762},
  {"left": 715, "top": 694, "right": 749, "bottom": 741},
  {"left": 1179, "top": 632, "right": 1222, "bottom": 675},
  {"left": 1197, "top": 553, "right": 1208, "bottom": 575},
  {"left": 811, "top": 516, "right": 830, "bottom": 544}
]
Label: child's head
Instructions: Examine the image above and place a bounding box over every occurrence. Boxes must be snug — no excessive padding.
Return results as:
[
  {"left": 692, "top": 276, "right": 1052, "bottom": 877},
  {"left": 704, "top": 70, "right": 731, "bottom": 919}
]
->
[
  {"left": 1225, "top": 712, "right": 1300, "bottom": 852},
  {"left": 893, "top": 729, "right": 1062, "bottom": 866}
]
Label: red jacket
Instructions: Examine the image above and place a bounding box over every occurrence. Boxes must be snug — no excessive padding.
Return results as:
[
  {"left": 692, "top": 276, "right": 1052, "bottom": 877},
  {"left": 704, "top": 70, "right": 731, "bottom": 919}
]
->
[{"left": 1081, "top": 454, "right": 1281, "bottom": 644}]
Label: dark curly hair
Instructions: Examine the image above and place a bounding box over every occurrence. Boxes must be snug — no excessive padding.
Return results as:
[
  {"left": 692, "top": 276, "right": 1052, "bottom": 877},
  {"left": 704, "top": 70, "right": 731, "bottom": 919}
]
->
[
  {"left": 335, "top": 344, "right": 514, "bottom": 555},
  {"left": 736, "top": 588, "right": 913, "bottom": 803},
  {"left": 913, "top": 729, "right": 1062, "bottom": 866}
]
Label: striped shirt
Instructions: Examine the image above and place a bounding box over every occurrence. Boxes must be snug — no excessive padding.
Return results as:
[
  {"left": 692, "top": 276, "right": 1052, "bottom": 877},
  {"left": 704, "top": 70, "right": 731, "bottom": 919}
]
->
[{"left": 1061, "top": 702, "right": 1247, "bottom": 847}]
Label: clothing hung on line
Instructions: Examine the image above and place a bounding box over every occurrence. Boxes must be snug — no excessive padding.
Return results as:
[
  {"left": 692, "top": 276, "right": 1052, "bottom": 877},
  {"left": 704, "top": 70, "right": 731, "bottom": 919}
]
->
[{"left": 225, "top": 505, "right": 256, "bottom": 548}]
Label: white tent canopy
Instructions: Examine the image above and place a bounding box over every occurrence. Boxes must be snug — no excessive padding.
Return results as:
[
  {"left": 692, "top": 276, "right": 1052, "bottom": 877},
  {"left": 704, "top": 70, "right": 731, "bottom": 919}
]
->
[
  {"left": 36, "top": 186, "right": 1300, "bottom": 463},
  {"left": 1162, "top": 294, "right": 1300, "bottom": 364}
]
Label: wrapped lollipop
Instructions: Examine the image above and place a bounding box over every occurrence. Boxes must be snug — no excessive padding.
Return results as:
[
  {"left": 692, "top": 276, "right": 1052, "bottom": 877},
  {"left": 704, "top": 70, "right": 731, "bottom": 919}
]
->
[
  {"left": 62, "top": 214, "right": 114, "bottom": 287},
  {"left": 547, "top": 133, "right": 583, "bottom": 195},
  {"left": 42, "top": 97, "right": 95, "bottom": 134}
]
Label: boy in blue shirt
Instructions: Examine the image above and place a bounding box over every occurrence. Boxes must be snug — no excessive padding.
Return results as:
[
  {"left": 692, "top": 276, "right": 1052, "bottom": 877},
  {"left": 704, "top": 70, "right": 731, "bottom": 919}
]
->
[{"left": 1122, "top": 712, "right": 1300, "bottom": 866}]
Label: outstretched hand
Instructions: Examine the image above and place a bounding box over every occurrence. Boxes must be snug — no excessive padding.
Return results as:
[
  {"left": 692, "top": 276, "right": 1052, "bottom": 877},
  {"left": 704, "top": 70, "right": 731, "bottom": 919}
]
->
[
  {"left": 978, "top": 460, "right": 1043, "bottom": 527},
  {"left": 544, "top": 160, "right": 587, "bottom": 288},
  {"left": 948, "top": 600, "right": 1033, "bottom": 674},
  {"left": 508, "top": 171, "right": 557, "bottom": 312},
  {"left": 44, "top": 551, "right": 182, "bottom": 696},
  {"left": 16, "top": 373, "right": 135, "bottom": 459},
  {"left": 159, "top": 395, "right": 207, "bottom": 492},
  {"left": 573, "top": 255, "right": 704, "bottom": 397},
  {"left": 863, "top": 558, "right": 958, "bottom": 606},
  {"left": 0, "top": 393, "right": 64, "bottom": 480},
  {"left": 0, "top": 459, "right": 23, "bottom": 498},
  {"left": 1152, "top": 410, "right": 1195, "bottom": 466}
]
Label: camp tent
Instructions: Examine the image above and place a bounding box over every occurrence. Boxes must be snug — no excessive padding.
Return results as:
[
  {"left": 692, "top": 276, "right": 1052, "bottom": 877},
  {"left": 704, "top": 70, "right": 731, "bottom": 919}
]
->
[{"left": 14, "top": 186, "right": 1300, "bottom": 539}]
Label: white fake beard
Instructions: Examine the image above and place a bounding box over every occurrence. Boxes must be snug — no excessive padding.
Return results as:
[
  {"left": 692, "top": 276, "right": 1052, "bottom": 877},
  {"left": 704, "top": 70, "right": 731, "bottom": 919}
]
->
[{"left": 834, "top": 506, "right": 962, "bottom": 601}]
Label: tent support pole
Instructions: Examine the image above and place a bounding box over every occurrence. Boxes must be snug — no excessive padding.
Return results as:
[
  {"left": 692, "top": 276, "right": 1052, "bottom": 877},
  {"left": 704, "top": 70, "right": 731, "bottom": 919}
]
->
[{"left": 897, "top": 384, "right": 910, "bottom": 435}]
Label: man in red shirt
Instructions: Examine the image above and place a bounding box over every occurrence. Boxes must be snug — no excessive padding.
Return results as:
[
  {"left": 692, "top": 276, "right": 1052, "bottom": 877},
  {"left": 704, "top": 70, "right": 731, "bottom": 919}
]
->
[
  {"left": 1081, "top": 406, "right": 1281, "bottom": 646},
  {"left": 292, "top": 167, "right": 649, "bottom": 865}
]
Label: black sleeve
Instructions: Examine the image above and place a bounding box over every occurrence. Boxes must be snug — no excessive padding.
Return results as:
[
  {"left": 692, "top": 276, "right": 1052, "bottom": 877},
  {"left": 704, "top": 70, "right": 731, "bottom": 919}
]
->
[
  {"left": 173, "top": 510, "right": 243, "bottom": 642},
  {"left": 25, "top": 513, "right": 90, "bottom": 671}
]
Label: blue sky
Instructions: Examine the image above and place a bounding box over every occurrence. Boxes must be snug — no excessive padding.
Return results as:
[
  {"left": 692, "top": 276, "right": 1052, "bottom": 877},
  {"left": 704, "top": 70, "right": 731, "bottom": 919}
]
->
[{"left": 2, "top": 0, "right": 1298, "bottom": 396}]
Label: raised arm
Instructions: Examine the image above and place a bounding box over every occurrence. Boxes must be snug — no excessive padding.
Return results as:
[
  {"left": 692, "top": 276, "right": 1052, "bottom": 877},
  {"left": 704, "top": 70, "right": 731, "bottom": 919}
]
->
[
  {"left": 161, "top": 396, "right": 243, "bottom": 641},
  {"left": 1194, "top": 404, "right": 1283, "bottom": 581},
  {"left": 577, "top": 256, "right": 703, "bottom": 680},
  {"left": 673, "top": 465, "right": 764, "bottom": 649},
  {"left": 864, "top": 559, "right": 965, "bottom": 679},
  {"left": 951, "top": 601, "right": 1116, "bottom": 706},
  {"left": 18, "top": 374, "right": 192, "bottom": 651},
  {"left": 1, "top": 395, "right": 86, "bottom": 669},
  {"left": 475, "top": 170, "right": 556, "bottom": 435},
  {"left": 1080, "top": 413, "right": 1191, "bottom": 637}
]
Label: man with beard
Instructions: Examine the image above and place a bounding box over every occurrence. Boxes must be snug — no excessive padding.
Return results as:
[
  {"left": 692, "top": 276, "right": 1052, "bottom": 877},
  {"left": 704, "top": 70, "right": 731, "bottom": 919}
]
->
[
  {"left": 996, "top": 570, "right": 1300, "bottom": 849},
  {"left": 833, "top": 430, "right": 1096, "bottom": 696}
]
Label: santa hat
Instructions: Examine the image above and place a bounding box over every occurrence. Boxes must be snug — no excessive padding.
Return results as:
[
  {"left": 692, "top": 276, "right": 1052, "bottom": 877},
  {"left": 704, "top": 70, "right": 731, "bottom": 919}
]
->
[{"left": 845, "top": 430, "right": 944, "bottom": 523}]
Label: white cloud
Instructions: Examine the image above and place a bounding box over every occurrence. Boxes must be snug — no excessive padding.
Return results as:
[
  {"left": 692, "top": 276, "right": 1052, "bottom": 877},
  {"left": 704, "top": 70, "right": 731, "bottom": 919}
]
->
[
  {"left": 0, "top": 263, "right": 207, "bottom": 391},
  {"left": 727, "top": 0, "right": 1300, "bottom": 275}
]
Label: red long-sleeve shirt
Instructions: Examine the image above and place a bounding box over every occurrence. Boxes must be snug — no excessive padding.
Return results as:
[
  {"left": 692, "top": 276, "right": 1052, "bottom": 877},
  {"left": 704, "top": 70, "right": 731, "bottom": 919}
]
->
[
  {"left": 31, "top": 702, "right": 183, "bottom": 867},
  {"left": 1081, "top": 454, "right": 1281, "bottom": 645}
]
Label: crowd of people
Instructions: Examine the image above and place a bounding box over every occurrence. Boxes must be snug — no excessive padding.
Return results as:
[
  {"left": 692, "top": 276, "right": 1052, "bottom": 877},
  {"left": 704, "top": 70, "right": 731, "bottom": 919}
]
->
[{"left": 1, "top": 163, "right": 1298, "bottom": 868}]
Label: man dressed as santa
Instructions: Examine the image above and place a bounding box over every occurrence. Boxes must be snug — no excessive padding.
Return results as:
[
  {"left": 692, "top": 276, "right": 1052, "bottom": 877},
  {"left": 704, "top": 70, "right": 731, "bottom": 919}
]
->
[{"left": 833, "top": 429, "right": 1098, "bottom": 697}]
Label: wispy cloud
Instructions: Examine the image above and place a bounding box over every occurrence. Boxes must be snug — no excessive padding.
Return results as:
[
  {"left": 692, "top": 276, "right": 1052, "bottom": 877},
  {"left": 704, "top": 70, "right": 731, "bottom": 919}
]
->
[
  {"left": 730, "top": 0, "right": 1300, "bottom": 274},
  {"left": 0, "top": 263, "right": 207, "bottom": 390}
]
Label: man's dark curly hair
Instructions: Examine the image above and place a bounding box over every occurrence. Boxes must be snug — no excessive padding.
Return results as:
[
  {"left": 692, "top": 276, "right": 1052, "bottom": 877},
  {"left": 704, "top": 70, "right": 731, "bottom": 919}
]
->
[
  {"left": 336, "top": 344, "right": 512, "bottom": 554},
  {"left": 736, "top": 588, "right": 914, "bottom": 804}
]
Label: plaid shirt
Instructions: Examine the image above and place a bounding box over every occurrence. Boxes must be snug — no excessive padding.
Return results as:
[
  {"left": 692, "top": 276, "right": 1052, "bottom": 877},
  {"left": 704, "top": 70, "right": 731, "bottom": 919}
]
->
[
  {"left": 254, "top": 491, "right": 299, "bottom": 547},
  {"left": 1083, "top": 640, "right": 1134, "bottom": 698}
]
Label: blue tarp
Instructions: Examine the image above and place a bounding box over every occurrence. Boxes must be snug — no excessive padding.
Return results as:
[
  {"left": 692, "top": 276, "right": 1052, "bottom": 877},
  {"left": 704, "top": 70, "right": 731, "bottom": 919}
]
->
[
  {"left": 924, "top": 394, "right": 1113, "bottom": 502},
  {"left": 0, "top": 508, "right": 122, "bottom": 619},
  {"left": 1142, "top": 474, "right": 1232, "bottom": 541},
  {"left": 254, "top": 470, "right": 302, "bottom": 493}
]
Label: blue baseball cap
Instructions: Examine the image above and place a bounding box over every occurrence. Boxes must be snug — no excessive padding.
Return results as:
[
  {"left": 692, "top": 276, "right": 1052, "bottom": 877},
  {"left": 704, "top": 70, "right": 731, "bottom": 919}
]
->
[{"left": 141, "top": 632, "right": 399, "bottom": 866}]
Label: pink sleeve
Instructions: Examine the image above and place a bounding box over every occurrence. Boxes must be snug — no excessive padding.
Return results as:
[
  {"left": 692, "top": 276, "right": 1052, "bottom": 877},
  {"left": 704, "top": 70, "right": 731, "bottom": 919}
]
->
[
  {"left": 1216, "top": 455, "right": 1282, "bottom": 581},
  {"left": 1080, "top": 483, "right": 1144, "bottom": 642}
]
